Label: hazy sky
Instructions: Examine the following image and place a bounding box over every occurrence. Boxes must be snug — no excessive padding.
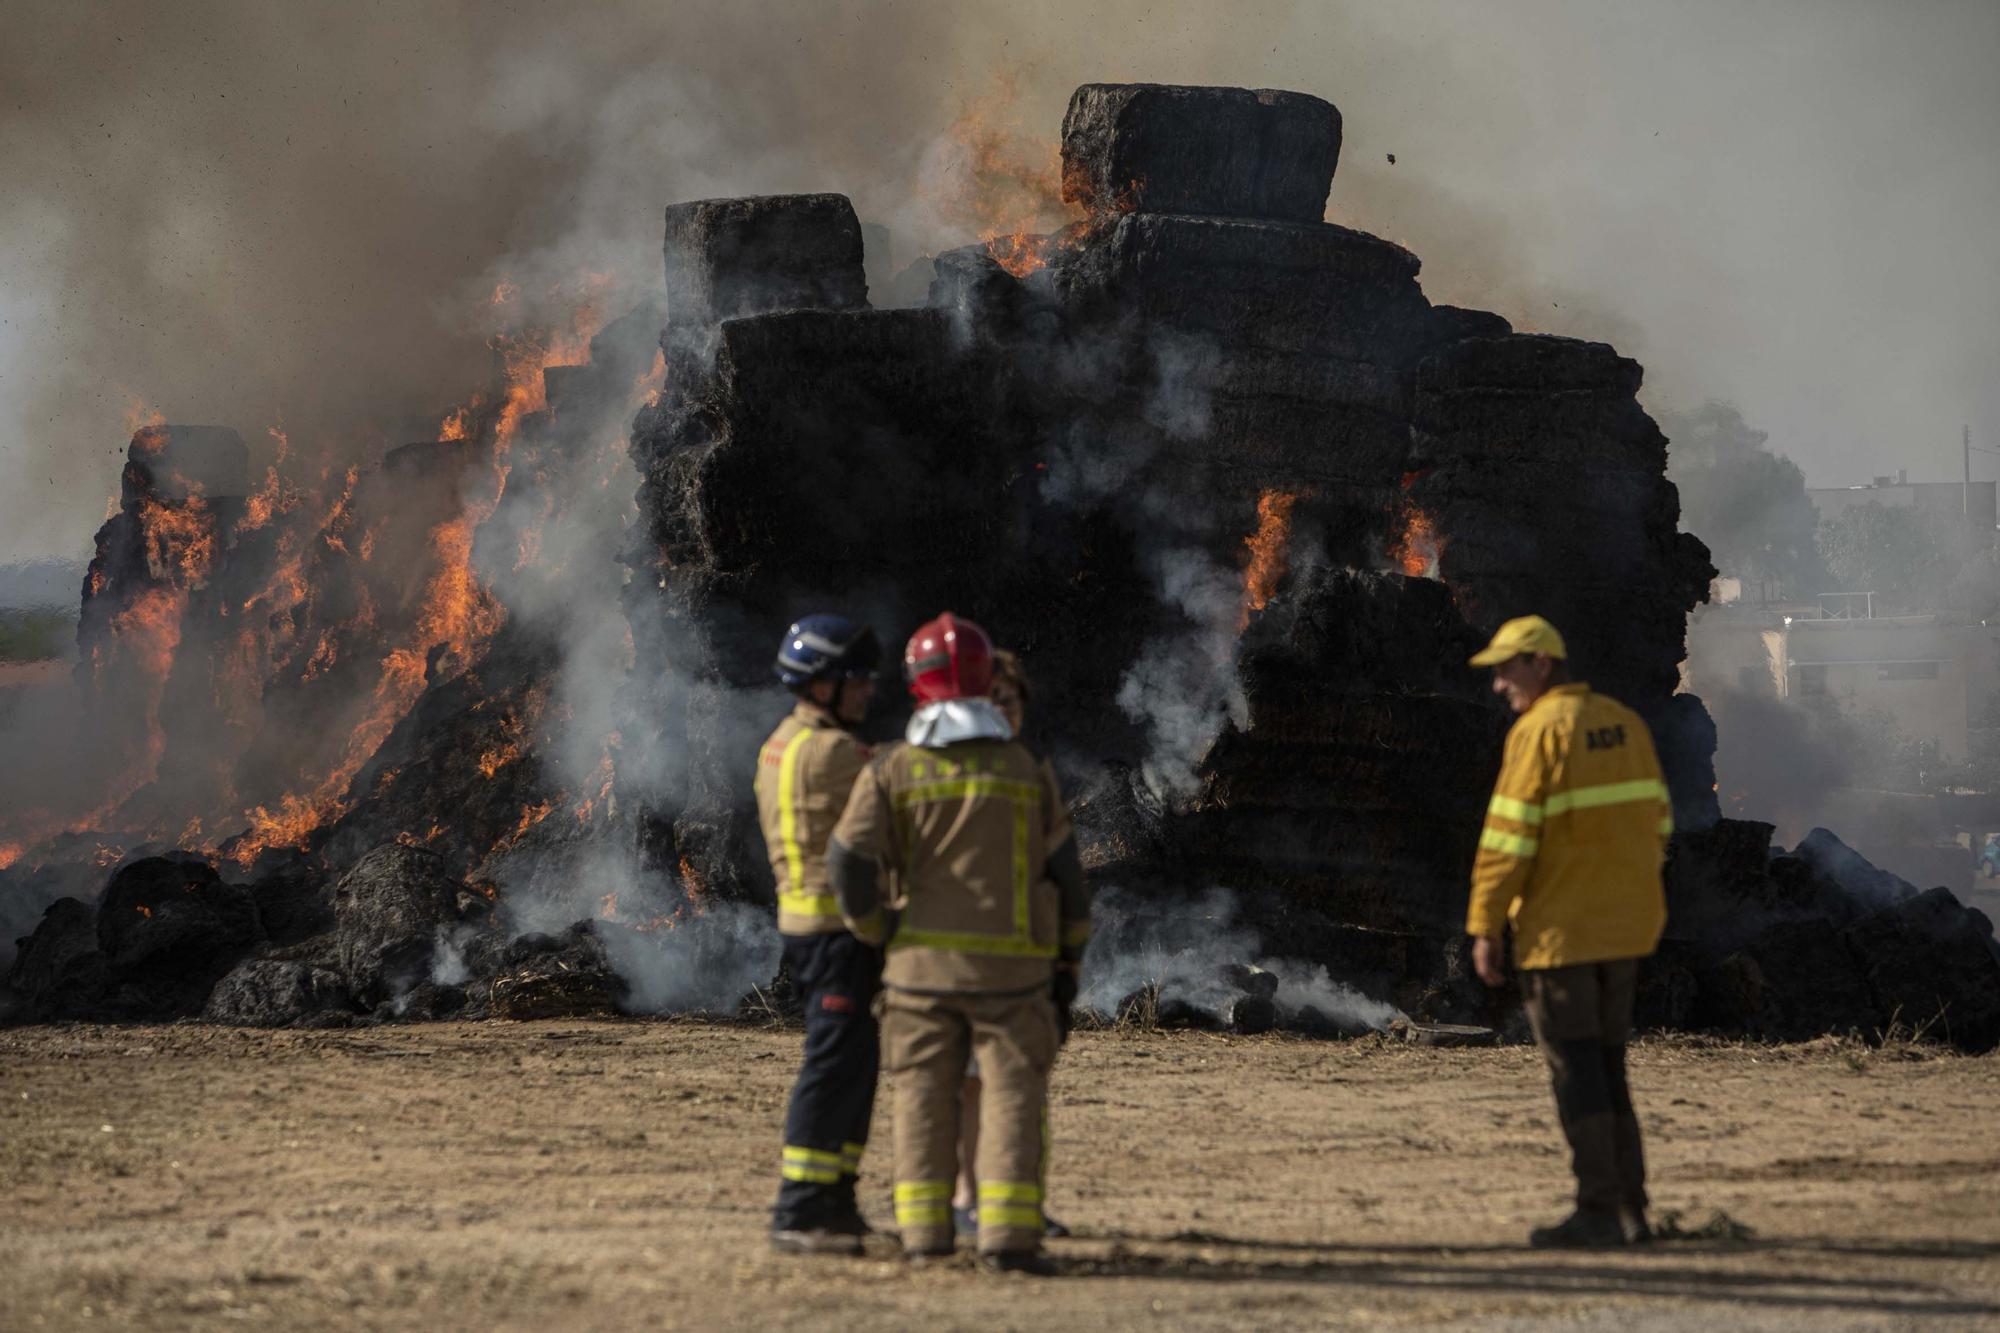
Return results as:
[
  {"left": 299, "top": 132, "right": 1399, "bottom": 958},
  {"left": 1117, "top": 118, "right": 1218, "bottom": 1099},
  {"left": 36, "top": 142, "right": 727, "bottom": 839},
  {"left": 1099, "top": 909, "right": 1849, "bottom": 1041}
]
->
[{"left": 3, "top": 0, "right": 1996, "bottom": 563}]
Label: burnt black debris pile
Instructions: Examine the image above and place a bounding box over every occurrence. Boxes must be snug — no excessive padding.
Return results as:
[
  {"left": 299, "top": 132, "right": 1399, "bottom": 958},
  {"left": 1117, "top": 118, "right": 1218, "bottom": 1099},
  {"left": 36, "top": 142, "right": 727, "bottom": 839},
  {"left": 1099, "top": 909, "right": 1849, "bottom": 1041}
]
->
[{"left": 5, "top": 82, "right": 1997, "bottom": 1048}]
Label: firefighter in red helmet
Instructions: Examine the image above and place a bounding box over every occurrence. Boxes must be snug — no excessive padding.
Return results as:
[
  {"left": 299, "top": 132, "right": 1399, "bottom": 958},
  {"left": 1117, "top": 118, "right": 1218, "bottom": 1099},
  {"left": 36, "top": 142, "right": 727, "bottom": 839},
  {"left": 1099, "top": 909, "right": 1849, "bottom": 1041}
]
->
[{"left": 828, "top": 613, "right": 1090, "bottom": 1273}]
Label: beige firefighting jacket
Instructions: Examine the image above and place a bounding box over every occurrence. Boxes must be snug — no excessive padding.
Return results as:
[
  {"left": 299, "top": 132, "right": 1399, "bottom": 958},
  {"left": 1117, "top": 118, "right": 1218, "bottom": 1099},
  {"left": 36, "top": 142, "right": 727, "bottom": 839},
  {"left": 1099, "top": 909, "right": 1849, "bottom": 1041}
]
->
[
  {"left": 1466, "top": 683, "right": 1672, "bottom": 969},
  {"left": 754, "top": 701, "right": 870, "bottom": 936},
  {"left": 831, "top": 738, "right": 1079, "bottom": 994}
]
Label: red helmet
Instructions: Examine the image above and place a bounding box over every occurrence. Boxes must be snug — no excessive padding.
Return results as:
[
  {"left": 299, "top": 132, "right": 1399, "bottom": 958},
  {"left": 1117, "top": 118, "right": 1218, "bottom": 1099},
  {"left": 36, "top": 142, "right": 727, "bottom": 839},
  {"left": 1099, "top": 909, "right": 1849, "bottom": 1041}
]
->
[{"left": 904, "top": 612, "right": 994, "bottom": 703}]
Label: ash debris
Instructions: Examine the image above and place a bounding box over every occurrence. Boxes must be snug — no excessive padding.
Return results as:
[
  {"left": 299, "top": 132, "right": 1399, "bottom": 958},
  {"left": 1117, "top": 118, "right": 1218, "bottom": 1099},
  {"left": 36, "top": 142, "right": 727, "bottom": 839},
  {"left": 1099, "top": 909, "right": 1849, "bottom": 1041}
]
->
[{"left": 4, "top": 81, "right": 1997, "bottom": 1049}]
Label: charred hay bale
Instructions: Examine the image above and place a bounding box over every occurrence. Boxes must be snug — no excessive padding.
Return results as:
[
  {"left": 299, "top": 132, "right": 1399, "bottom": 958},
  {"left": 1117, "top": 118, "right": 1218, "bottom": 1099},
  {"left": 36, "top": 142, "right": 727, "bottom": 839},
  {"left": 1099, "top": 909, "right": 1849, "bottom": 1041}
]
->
[
  {"left": 1051, "top": 213, "right": 1425, "bottom": 361},
  {"left": 662, "top": 194, "right": 867, "bottom": 338},
  {"left": 1843, "top": 887, "right": 2000, "bottom": 1052},
  {"left": 488, "top": 921, "right": 628, "bottom": 1021},
  {"left": 693, "top": 308, "right": 1006, "bottom": 582},
  {"left": 96, "top": 856, "right": 263, "bottom": 1018},
  {"left": 1060, "top": 84, "right": 1340, "bottom": 223},
  {"left": 1239, "top": 567, "right": 1484, "bottom": 698},
  {"left": 333, "top": 845, "right": 475, "bottom": 1008},
  {"left": 1706, "top": 917, "right": 1881, "bottom": 1040},
  {"left": 120, "top": 424, "right": 250, "bottom": 504},
  {"left": 929, "top": 245, "right": 1035, "bottom": 339},
  {"left": 203, "top": 959, "right": 350, "bottom": 1028},
  {"left": 248, "top": 861, "right": 337, "bottom": 946},
  {"left": 1413, "top": 335, "right": 1643, "bottom": 403},
  {"left": 1792, "top": 827, "right": 1919, "bottom": 914},
  {"left": 1423, "top": 305, "right": 1513, "bottom": 346},
  {"left": 3, "top": 898, "right": 105, "bottom": 1022}
]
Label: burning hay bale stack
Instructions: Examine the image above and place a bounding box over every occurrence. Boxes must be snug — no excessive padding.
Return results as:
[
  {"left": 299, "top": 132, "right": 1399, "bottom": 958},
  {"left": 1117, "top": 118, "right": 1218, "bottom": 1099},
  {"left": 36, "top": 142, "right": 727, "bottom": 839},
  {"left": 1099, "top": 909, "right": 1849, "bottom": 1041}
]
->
[
  {"left": 617, "top": 81, "right": 1997, "bottom": 1049},
  {"left": 5, "top": 81, "right": 1997, "bottom": 1050}
]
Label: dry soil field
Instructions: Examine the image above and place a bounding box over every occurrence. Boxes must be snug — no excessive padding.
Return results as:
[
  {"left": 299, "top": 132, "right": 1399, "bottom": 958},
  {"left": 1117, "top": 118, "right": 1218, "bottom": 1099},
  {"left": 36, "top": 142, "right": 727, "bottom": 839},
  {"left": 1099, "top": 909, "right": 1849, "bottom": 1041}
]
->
[{"left": 2, "top": 1021, "right": 1996, "bottom": 1331}]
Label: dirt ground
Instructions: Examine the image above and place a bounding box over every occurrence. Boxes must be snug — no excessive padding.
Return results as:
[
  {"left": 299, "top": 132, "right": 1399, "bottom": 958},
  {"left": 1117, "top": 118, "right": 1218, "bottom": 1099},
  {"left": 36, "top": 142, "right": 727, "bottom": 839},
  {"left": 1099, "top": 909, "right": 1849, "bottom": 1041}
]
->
[{"left": 1, "top": 1022, "right": 1996, "bottom": 1331}]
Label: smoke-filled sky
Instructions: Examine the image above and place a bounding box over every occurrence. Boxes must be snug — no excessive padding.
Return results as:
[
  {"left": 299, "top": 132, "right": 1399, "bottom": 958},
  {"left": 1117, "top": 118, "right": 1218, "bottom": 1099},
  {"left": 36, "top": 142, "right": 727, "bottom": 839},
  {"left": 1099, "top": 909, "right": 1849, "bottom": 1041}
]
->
[{"left": 3, "top": 0, "right": 1996, "bottom": 564}]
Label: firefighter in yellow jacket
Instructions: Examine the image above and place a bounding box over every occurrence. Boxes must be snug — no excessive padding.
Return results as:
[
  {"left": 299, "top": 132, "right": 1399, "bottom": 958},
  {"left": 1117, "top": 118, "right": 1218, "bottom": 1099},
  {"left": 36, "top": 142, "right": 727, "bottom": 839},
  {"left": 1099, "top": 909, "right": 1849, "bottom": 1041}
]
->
[
  {"left": 1466, "top": 615, "right": 1671, "bottom": 1249},
  {"left": 828, "top": 613, "right": 1089, "bottom": 1275},
  {"left": 757, "top": 614, "right": 883, "bottom": 1255}
]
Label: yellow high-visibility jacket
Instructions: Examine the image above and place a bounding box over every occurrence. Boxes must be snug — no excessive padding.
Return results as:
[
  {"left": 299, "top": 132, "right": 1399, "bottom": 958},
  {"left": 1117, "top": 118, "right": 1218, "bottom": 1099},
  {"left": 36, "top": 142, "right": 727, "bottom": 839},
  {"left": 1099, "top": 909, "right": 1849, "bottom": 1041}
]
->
[
  {"left": 754, "top": 701, "right": 870, "bottom": 936},
  {"left": 1466, "top": 682, "right": 1671, "bottom": 969}
]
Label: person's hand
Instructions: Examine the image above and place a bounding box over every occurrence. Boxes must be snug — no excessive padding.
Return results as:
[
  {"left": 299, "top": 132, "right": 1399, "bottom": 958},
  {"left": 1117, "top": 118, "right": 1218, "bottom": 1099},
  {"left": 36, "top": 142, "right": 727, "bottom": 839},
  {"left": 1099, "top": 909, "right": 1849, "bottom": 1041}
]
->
[{"left": 1472, "top": 935, "right": 1507, "bottom": 988}]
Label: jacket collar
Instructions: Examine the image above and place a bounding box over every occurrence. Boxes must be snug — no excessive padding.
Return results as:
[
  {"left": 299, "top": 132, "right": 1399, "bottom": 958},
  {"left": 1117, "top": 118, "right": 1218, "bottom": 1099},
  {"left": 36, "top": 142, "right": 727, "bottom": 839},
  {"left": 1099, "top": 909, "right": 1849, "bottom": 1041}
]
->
[
  {"left": 791, "top": 699, "right": 845, "bottom": 731},
  {"left": 1527, "top": 681, "right": 1592, "bottom": 714},
  {"left": 905, "top": 698, "right": 1014, "bottom": 749}
]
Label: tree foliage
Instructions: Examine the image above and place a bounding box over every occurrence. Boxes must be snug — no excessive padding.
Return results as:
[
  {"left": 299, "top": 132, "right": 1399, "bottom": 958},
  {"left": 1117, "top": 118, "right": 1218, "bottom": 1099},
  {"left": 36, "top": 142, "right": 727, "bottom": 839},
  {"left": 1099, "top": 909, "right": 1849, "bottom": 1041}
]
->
[
  {"left": 1662, "top": 401, "right": 1825, "bottom": 597},
  {"left": 1815, "top": 501, "right": 1955, "bottom": 613}
]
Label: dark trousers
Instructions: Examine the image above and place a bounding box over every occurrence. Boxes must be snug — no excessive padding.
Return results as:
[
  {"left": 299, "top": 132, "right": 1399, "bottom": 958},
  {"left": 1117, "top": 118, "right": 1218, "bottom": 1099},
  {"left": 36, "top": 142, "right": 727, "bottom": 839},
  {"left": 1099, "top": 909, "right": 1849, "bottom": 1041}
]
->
[
  {"left": 772, "top": 930, "right": 882, "bottom": 1231},
  {"left": 1521, "top": 959, "right": 1647, "bottom": 1216}
]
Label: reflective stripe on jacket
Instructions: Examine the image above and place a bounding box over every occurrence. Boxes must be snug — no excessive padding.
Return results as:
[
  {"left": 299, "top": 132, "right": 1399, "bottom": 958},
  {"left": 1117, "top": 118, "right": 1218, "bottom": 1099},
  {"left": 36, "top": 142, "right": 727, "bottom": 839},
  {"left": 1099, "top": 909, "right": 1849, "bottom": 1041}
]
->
[
  {"left": 1466, "top": 682, "right": 1670, "bottom": 969},
  {"left": 832, "top": 738, "right": 1073, "bottom": 994},
  {"left": 753, "top": 702, "right": 869, "bottom": 936}
]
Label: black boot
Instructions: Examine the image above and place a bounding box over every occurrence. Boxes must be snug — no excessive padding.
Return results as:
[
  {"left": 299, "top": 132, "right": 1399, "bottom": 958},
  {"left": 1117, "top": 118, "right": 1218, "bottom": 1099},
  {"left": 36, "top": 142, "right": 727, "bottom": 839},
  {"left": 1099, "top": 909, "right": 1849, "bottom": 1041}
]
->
[
  {"left": 1529, "top": 1208, "right": 1626, "bottom": 1249},
  {"left": 826, "top": 1178, "right": 872, "bottom": 1236}
]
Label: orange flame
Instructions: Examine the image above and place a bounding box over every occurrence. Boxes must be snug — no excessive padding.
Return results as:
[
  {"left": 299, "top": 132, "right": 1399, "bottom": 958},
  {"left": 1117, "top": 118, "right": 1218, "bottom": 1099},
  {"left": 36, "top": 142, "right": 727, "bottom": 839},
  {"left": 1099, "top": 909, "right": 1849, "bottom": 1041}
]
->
[
  {"left": 0, "top": 842, "right": 21, "bottom": 871},
  {"left": 1238, "top": 490, "right": 1301, "bottom": 631},
  {"left": 926, "top": 69, "right": 1076, "bottom": 277},
  {"left": 1388, "top": 473, "right": 1445, "bottom": 579}
]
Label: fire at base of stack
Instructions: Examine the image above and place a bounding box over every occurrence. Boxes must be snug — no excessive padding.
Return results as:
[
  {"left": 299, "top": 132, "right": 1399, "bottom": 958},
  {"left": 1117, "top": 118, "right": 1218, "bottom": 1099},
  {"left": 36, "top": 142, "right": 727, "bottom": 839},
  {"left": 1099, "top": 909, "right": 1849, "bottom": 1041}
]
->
[{"left": 3, "top": 83, "right": 1996, "bottom": 1051}]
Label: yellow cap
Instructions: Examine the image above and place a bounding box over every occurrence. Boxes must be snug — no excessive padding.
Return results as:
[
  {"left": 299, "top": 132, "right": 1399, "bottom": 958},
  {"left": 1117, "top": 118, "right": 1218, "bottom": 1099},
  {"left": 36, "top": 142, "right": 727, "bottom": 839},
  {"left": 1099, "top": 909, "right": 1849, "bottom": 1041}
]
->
[{"left": 1468, "top": 615, "right": 1568, "bottom": 667}]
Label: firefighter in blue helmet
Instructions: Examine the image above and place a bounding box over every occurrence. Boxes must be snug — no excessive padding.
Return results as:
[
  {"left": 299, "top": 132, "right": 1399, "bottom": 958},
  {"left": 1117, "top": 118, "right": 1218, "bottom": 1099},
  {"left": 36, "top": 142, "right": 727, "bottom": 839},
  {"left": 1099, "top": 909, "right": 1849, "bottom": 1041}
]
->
[{"left": 757, "top": 614, "right": 884, "bottom": 1255}]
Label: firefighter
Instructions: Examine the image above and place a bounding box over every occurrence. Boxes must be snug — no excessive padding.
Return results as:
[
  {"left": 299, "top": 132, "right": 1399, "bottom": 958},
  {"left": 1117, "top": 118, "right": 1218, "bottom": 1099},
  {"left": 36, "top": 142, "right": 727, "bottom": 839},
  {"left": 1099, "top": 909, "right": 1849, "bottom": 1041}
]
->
[
  {"left": 758, "top": 613, "right": 884, "bottom": 1256},
  {"left": 951, "top": 649, "right": 1069, "bottom": 1239},
  {"left": 827, "top": 613, "right": 1089, "bottom": 1274},
  {"left": 1466, "top": 614, "right": 1672, "bottom": 1249}
]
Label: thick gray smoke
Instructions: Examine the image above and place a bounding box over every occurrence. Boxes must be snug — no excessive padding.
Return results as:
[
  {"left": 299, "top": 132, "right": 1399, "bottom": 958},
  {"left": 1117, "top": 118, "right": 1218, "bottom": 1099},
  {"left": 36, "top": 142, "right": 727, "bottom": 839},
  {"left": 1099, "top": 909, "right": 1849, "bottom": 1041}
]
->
[{"left": 6, "top": 2, "right": 1995, "bottom": 567}]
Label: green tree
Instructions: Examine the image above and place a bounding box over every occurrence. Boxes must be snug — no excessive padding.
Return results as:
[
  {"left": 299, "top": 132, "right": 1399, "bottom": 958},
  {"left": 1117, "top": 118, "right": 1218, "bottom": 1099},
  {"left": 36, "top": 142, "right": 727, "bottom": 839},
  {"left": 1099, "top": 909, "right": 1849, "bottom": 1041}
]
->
[
  {"left": 1815, "top": 501, "right": 1953, "bottom": 612},
  {"left": 1662, "top": 401, "right": 1825, "bottom": 597}
]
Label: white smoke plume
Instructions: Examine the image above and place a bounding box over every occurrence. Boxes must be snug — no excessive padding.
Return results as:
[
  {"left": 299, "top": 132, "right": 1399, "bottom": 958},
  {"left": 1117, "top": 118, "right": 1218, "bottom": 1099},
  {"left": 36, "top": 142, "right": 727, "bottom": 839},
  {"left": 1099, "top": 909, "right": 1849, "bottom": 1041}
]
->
[{"left": 1079, "top": 885, "right": 1404, "bottom": 1033}]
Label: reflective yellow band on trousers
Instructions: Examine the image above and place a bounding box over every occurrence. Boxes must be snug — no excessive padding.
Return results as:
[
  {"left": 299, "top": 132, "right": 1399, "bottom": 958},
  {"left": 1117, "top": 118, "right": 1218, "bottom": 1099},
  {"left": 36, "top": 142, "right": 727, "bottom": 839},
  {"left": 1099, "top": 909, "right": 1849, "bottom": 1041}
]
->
[
  {"left": 1658, "top": 814, "right": 1676, "bottom": 836},
  {"left": 781, "top": 1144, "right": 844, "bottom": 1183},
  {"left": 977, "top": 1180, "right": 1042, "bottom": 1204},
  {"left": 1486, "top": 794, "right": 1544, "bottom": 825},
  {"left": 894, "top": 1179, "right": 952, "bottom": 1227},
  {"left": 978, "top": 1205, "right": 1044, "bottom": 1229},
  {"left": 1478, "top": 826, "right": 1540, "bottom": 858},
  {"left": 1543, "top": 777, "right": 1669, "bottom": 816},
  {"left": 776, "top": 729, "right": 841, "bottom": 918}
]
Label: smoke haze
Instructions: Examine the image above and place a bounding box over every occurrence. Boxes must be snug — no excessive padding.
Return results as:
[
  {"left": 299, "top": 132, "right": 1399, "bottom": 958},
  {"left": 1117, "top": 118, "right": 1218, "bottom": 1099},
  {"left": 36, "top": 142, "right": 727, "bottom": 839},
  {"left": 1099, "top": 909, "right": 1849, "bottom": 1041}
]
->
[{"left": 4, "top": 1, "right": 1998, "bottom": 565}]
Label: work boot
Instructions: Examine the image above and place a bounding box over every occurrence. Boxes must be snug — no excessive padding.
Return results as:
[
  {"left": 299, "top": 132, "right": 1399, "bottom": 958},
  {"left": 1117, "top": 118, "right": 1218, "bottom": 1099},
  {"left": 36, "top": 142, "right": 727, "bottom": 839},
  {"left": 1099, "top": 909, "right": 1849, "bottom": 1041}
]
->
[
  {"left": 1619, "top": 1205, "right": 1653, "bottom": 1245},
  {"left": 826, "top": 1181, "right": 873, "bottom": 1236},
  {"left": 770, "top": 1228, "right": 864, "bottom": 1256},
  {"left": 1528, "top": 1208, "right": 1626, "bottom": 1250},
  {"left": 979, "top": 1249, "right": 1057, "bottom": 1277},
  {"left": 1041, "top": 1211, "right": 1071, "bottom": 1239}
]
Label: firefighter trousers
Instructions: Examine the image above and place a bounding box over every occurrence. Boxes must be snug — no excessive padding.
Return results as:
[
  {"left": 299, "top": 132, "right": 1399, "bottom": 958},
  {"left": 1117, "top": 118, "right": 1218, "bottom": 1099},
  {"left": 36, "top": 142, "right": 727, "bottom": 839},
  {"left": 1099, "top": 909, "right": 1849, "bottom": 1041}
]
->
[
  {"left": 772, "top": 931, "right": 882, "bottom": 1232},
  {"left": 883, "top": 985, "right": 1059, "bottom": 1256},
  {"left": 1521, "top": 959, "right": 1647, "bottom": 1215}
]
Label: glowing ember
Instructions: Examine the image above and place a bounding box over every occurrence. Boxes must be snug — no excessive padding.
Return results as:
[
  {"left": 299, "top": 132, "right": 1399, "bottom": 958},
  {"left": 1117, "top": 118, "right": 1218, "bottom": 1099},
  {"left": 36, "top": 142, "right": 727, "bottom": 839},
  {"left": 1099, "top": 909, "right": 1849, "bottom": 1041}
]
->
[
  {"left": 1238, "top": 489, "right": 1301, "bottom": 631},
  {"left": 1388, "top": 472, "right": 1445, "bottom": 579},
  {"left": 135, "top": 905, "right": 153, "bottom": 918}
]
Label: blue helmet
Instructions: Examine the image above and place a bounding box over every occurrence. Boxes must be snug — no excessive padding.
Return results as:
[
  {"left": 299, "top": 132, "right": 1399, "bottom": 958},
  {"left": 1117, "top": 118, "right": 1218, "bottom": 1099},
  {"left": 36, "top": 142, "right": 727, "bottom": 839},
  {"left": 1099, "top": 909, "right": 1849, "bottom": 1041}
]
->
[{"left": 775, "top": 614, "right": 882, "bottom": 688}]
